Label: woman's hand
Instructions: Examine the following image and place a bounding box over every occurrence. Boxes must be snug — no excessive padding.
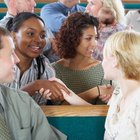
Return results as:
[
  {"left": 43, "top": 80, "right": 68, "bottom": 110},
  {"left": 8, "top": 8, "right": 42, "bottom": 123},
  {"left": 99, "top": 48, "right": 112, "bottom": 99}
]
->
[
  {"left": 39, "top": 88, "right": 52, "bottom": 100},
  {"left": 98, "top": 85, "right": 113, "bottom": 103},
  {"left": 38, "top": 78, "right": 70, "bottom": 103}
]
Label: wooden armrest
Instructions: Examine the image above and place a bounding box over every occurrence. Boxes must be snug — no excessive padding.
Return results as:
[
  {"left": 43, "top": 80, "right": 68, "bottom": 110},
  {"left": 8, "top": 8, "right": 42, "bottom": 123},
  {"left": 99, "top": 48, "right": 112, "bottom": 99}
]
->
[{"left": 41, "top": 105, "right": 109, "bottom": 117}]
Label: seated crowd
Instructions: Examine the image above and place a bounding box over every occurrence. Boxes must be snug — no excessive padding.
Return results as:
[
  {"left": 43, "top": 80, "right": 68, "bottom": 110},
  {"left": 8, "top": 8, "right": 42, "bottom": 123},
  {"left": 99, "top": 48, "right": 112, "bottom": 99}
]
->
[{"left": 0, "top": 0, "right": 140, "bottom": 139}]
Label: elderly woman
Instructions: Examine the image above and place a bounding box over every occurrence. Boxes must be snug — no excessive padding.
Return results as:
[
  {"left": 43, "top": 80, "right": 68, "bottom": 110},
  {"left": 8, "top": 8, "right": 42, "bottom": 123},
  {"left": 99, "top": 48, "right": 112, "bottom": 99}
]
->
[{"left": 86, "top": 0, "right": 126, "bottom": 61}]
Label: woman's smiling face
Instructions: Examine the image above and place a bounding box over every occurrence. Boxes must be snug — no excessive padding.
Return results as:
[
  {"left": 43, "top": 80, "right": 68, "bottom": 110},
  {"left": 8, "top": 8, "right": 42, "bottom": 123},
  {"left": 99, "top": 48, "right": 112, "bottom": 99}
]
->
[{"left": 13, "top": 17, "right": 46, "bottom": 59}]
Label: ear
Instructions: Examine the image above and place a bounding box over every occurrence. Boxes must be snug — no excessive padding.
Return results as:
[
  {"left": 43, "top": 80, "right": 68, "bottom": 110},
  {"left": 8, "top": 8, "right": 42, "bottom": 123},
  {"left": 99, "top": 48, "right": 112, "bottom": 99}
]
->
[{"left": 10, "top": 31, "right": 16, "bottom": 43}]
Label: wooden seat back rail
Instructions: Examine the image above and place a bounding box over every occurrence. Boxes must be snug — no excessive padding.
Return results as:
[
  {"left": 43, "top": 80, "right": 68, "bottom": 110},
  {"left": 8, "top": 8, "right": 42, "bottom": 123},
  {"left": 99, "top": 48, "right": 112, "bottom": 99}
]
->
[{"left": 41, "top": 105, "right": 109, "bottom": 117}]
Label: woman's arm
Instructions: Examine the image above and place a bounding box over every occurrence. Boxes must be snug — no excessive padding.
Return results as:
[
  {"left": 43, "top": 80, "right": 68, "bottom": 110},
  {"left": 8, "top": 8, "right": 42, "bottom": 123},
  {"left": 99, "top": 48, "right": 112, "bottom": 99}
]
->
[
  {"left": 77, "top": 85, "right": 113, "bottom": 103},
  {"left": 21, "top": 78, "right": 70, "bottom": 102}
]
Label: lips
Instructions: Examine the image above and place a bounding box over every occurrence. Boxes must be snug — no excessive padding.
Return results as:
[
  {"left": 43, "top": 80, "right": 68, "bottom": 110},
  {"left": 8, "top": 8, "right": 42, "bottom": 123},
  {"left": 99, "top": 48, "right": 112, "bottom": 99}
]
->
[
  {"left": 29, "top": 45, "right": 43, "bottom": 53},
  {"left": 88, "top": 48, "right": 95, "bottom": 53}
]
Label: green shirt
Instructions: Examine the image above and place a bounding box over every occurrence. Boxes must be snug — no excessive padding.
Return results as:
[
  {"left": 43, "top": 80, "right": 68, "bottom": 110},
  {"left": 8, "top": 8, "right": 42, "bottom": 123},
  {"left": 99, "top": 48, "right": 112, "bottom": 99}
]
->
[
  {"left": 52, "top": 63, "right": 109, "bottom": 94},
  {"left": 0, "top": 84, "right": 67, "bottom": 140}
]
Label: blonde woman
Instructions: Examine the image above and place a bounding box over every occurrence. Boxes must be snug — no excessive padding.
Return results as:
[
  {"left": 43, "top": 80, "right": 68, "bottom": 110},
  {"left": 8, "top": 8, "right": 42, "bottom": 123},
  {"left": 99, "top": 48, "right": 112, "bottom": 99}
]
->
[
  {"left": 103, "top": 30, "right": 140, "bottom": 139},
  {"left": 60, "top": 30, "right": 140, "bottom": 139},
  {"left": 86, "top": 0, "right": 125, "bottom": 25}
]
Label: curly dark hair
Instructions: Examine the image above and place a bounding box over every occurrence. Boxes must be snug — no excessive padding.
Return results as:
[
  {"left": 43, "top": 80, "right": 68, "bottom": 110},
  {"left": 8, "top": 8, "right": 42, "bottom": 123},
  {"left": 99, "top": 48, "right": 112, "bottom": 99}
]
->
[{"left": 55, "top": 12, "right": 99, "bottom": 59}]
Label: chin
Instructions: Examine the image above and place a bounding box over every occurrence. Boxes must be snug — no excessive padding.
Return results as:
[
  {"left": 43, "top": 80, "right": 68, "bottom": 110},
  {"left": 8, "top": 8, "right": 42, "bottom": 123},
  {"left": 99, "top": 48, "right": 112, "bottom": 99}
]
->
[
  {"left": 5, "top": 75, "right": 14, "bottom": 83},
  {"left": 104, "top": 75, "right": 111, "bottom": 80}
]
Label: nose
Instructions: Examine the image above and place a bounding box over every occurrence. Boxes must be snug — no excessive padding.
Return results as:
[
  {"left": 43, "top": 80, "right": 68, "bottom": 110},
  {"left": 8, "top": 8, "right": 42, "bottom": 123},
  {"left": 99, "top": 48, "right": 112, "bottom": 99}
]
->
[
  {"left": 92, "top": 37, "right": 97, "bottom": 44},
  {"left": 35, "top": 35, "right": 42, "bottom": 42},
  {"left": 90, "top": 38, "right": 97, "bottom": 49}
]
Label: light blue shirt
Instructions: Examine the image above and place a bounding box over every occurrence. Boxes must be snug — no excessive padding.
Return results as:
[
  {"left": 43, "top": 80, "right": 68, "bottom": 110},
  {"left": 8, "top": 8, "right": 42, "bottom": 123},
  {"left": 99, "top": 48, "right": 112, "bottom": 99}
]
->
[
  {"left": 0, "top": 84, "right": 67, "bottom": 140},
  {"left": 40, "top": 1, "right": 85, "bottom": 34}
]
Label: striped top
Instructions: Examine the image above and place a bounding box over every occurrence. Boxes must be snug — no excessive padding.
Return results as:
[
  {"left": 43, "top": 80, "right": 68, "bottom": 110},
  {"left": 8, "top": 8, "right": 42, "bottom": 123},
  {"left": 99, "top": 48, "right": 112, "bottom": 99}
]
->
[{"left": 5, "top": 55, "right": 55, "bottom": 105}]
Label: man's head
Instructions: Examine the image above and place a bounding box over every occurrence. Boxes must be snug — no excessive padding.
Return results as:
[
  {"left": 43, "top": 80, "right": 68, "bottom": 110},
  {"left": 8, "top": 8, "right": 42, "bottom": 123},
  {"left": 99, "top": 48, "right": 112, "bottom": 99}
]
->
[
  {"left": 4, "top": 0, "right": 36, "bottom": 16},
  {"left": 0, "top": 27, "right": 19, "bottom": 83}
]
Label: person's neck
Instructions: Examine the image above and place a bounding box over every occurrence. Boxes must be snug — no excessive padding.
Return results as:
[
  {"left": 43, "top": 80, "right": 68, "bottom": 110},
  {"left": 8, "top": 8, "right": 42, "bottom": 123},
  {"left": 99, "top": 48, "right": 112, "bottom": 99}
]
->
[
  {"left": 119, "top": 78, "right": 140, "bottom": 98},
  {"left": 64, "top": 55, "right": 99, "bottom": 70},
  {"left": 60, "top": 0, "right": 77, "bottom": 8},
  {"left": 15, "top": 50, "right": 32, "bottom": 77}
]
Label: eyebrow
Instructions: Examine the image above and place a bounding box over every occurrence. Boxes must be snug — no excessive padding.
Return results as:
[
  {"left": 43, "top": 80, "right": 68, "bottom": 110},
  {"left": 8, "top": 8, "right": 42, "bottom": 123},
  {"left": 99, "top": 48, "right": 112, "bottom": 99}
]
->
[{"left": 23, "top": 26, "right": 46, "bottom": 32}]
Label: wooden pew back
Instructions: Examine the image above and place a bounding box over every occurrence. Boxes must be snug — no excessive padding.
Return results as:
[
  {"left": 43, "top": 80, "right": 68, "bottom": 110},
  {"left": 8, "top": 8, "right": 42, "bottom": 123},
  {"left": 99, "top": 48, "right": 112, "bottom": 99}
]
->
[{"left": 41, "top": 105, "right": 108, "bottom": 140}]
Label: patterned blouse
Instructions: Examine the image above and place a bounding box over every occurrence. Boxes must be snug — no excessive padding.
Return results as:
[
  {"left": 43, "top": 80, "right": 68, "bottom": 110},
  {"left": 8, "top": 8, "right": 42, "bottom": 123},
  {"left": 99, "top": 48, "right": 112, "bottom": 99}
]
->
[
  {"left": 93, "top": 23, "right": 125, "bottom": 61},
  {"left": 104, "top": 87, "right": 140, "bottom": 140}
]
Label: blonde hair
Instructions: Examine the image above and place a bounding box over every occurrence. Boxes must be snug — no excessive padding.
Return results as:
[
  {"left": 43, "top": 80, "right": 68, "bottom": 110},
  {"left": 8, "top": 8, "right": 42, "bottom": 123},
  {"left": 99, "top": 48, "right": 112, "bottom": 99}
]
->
[
  {"left": 104, "top": 30, "right": 140, "bottom": 80},
  {"left": 101, "top": 0, "right": 125, "bottom": 24}
]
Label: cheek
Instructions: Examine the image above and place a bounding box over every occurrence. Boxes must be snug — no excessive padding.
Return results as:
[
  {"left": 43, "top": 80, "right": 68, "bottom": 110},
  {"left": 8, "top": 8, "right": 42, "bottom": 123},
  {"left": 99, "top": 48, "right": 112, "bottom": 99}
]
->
[
  {"left": 42, "top": 40, "right": 46, "bottom": 48},
  {"left": 102, "top": 59, "right": 110, "bottom": 74},
  {"left": 16, "top": 39, "right": 25, "bottom": 50}
]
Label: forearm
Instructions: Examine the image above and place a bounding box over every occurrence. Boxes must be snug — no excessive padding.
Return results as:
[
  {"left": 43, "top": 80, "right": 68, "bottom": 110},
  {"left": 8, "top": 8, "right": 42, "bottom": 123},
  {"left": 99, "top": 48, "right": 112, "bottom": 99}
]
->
[
  {"left": 61, "top": 89, "right": 91, "bottom": 105},
  {"left": 78, "top": 87, "right": 99, "bottom": 103}
]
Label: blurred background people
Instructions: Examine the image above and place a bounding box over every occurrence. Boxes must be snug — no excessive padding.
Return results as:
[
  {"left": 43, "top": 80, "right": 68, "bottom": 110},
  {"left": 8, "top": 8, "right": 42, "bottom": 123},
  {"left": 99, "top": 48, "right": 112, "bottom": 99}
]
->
[
  {"left": 86, "top": 0, "right": 126, "bottom": 61},
  {"left": 86, "top": 0, "right": 125, "bottom": 25},
  {"left": 94, "top": 6, "right": 125, "bottom": 61},
  {"left": 0, "top": 0, "right": 36, "bottom": 28},
  {"left": 125, "top": 10, "right": 140, "bottom": 32},
  {"left": 40, "top": 0, "right": 85, "bottom": 35}
]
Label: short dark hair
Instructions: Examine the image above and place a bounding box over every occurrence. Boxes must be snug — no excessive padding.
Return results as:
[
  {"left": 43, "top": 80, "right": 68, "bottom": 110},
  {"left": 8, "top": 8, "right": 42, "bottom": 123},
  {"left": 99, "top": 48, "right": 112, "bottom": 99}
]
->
[
  {"left": 55, "top": 12, "right": 99, "bottom": 59},
  {"left": 6, "top": 12, "right": 46, "bottom": 79},
  {"left": 0, "top": 27, "right": 10, "bottom": 49},
  {"left": 6, "top": 12, "right": 45, "bottom": 32}
]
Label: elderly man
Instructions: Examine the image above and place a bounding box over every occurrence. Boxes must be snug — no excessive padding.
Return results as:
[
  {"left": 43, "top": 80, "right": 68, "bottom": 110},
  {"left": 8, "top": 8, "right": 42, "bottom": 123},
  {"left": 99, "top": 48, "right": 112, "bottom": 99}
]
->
[
  {"left": 0, "top": 0, "right": 36, "bottom": 28},
  {"left": 40, "top": 0, "right": 85, "bottom": 35}
]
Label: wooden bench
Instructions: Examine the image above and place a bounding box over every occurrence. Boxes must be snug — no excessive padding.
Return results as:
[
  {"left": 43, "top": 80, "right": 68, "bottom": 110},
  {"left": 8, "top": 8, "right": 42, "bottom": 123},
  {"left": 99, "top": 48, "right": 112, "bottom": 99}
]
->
[
  {"left": 41, "top": 105, "right": 109, "bottom": 140},
  {"left": 0, "top": 0, "right": 140, "bottom": 20}
]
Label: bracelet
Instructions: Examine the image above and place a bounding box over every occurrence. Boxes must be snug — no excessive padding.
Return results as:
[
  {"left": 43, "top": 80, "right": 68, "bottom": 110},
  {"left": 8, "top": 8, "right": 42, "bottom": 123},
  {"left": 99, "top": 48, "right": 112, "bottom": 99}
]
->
[{"left": 96, "top": 86, "right": 100, "bottom": 97}]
